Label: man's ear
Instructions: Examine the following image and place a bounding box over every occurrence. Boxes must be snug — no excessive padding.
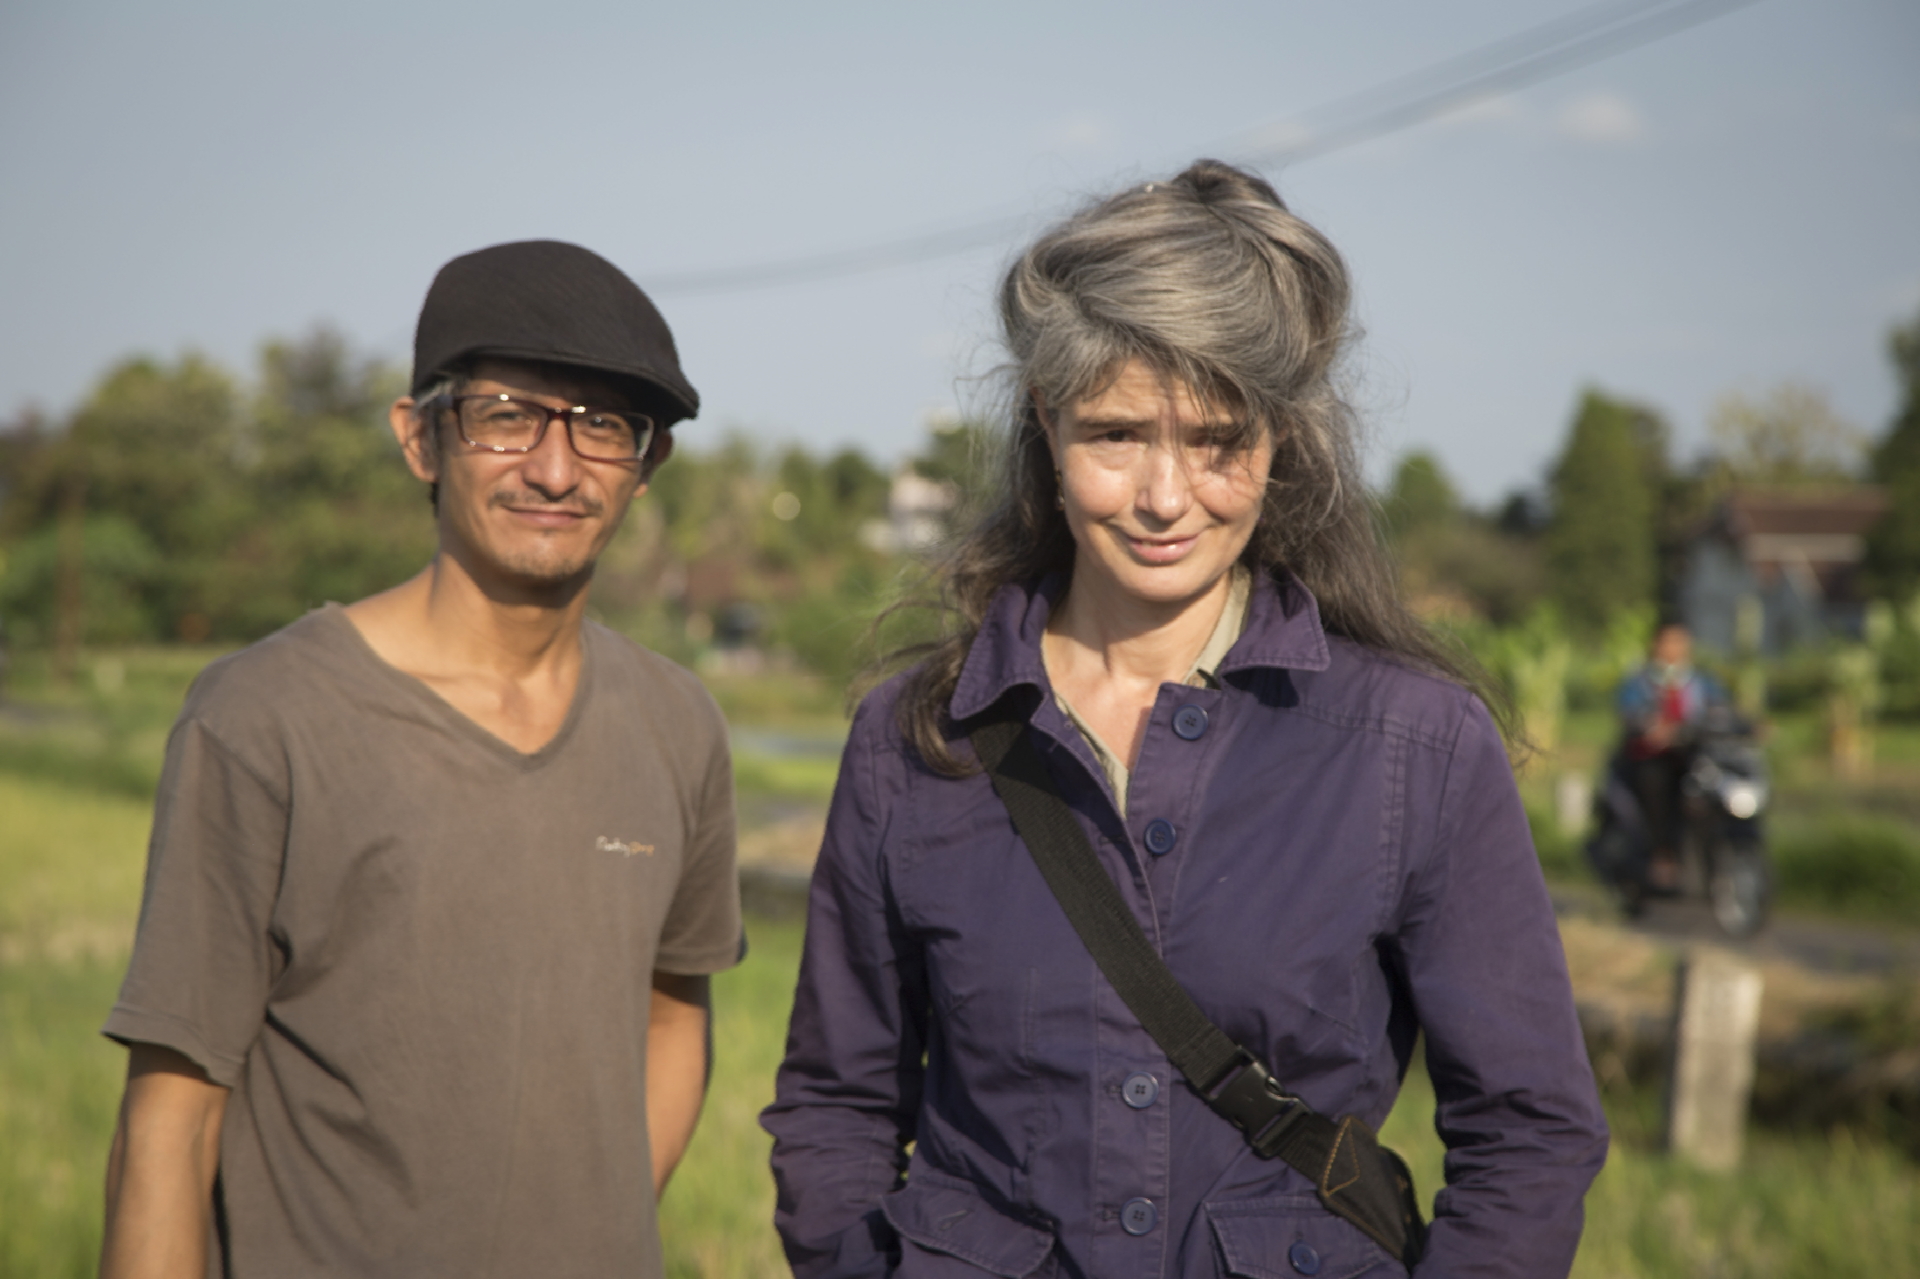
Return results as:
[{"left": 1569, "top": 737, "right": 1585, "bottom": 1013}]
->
[
  {"left": 391, "top": 398, "right": 440, "bottom": 484},
  {"left": 637, "top": 428, "right": 675, "bottom": 488}
]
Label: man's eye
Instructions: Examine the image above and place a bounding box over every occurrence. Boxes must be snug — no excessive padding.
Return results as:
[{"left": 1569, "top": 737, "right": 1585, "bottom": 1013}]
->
[{"left": 480, "top": 405, "right": 536, "bottom": 426}]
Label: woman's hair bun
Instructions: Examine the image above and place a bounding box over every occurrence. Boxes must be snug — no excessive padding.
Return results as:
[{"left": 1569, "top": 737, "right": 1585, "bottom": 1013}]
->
[{"left": 1173, "top": 158, "right": 1287, "bottom": 211}]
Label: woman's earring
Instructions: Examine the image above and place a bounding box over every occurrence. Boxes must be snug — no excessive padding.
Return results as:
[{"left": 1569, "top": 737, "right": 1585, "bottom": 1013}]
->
[{"left": 1053, "top": 471, "right": 1065, "bottom": 510}]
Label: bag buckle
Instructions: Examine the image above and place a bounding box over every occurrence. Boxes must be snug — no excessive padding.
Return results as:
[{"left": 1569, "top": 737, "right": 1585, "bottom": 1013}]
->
[{"left": 1205, "top": 1049, "right": 1308, "bottom": 1159}]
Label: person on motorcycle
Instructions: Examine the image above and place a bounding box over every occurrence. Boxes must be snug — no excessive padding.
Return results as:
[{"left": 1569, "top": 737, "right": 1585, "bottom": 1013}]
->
[{"left": 1615, "top": 621, "right": 1726, "bottom": 890}]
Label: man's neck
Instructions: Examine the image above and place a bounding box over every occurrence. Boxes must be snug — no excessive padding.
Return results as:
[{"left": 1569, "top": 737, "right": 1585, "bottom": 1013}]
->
[
  {"left": 342, "top": 550, "right": 594, "bottom": 754},
  {"left": 363, "top": 550, "right": 588, "bottom": 676}
]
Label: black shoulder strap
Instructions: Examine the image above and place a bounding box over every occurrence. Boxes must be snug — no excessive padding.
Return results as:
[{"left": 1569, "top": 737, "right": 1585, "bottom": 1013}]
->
[{"left": 969, "top": 714, "right": 1425, "bottom": 1265}]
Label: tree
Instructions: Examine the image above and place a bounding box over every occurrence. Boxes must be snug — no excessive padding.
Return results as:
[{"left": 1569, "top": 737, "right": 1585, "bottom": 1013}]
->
[
  {"left": 911, "top": 416, "right": 995, "bottom": 518},
  {"left": 19, "top": 354, "right": 249, "bottom": 642},
  {"left": 1376, "top": 451, "right": 1548, "bottom": 626},
  {"left": 207, "top": 328, "right": 430, "bottom": 635},
  {"left": 1705, "top": 382, "right": 1865, "bottom": 489},
  {"left": 1864, "top": 309, "right": 1920, "bottom": 600},
  {"left": 1545, "top": 389, "right": 1660, "bottom": 634},
  {"left": 1381, "top": 450, "right": 1457, "bottom": 541}
]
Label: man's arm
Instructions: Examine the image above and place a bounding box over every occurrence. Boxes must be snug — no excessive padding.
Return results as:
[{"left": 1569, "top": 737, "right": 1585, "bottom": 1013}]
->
[
  {"left": 100, "top": 1044, "right": 230, "bottom": 1279},
  {"left": 647, "top": 970, "right": 712, "bottom": 1196}
]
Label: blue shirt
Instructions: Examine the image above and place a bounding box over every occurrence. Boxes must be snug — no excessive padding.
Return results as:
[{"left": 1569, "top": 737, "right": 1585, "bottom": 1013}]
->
[
  {"left": 764, "top": 571, "right": 1606, "bottom": 1278},
  {"left": 1616, "top": 664, "right": 1724, "bottom": 737}
]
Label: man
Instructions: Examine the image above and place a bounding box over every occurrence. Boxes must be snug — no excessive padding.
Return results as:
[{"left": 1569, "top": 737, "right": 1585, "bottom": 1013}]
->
[
  {"left": 99, "top": 240, "right": 742, "bottom": 1277},
  {"left": 1616, "top": 620, "right": 1724, "bottom": 888}
]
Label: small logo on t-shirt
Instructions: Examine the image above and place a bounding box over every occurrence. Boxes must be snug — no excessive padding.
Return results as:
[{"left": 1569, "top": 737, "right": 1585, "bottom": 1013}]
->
[{"left": 595, "top": 836, "right": 655, "bottom": 857}]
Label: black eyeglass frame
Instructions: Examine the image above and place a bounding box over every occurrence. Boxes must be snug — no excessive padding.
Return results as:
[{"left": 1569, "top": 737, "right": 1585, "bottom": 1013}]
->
[{"left": 433, "top": 393, "right": 657, "bottom": 464}]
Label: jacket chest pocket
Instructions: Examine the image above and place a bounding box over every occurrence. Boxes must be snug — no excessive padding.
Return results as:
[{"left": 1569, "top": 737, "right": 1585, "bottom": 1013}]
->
[{"left": 893, "top": 796, "right": 1096, "bottom": 1099}]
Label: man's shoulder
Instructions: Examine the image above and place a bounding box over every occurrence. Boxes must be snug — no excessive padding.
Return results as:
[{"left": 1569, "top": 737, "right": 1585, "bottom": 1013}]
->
[
  {"left": 583, "top": 621, "right": 727, "bottom": 736},
  {"left": 182, "top": 606, "right": 361, "bottom": 723}
]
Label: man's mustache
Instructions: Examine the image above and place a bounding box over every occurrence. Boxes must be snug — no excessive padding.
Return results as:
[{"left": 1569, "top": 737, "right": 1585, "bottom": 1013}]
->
[{"left": 488, "top": 491, "right": 605, "bottom": 518}]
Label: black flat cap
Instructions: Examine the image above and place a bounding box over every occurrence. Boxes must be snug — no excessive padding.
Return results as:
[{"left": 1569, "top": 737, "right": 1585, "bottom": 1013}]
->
[{"left": 411, "top": 240, "right": 699, "bottom": 425}]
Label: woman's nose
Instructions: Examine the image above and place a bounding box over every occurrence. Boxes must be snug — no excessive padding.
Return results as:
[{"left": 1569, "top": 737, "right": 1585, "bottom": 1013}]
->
[{"left": 1138, "top": 442, "right": 1193, "bottom": 523}]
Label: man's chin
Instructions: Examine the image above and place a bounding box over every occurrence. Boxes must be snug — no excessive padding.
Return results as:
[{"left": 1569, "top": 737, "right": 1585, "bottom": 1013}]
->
[{"left": 485, "top": 551, "right": 597, "bottom": 593}]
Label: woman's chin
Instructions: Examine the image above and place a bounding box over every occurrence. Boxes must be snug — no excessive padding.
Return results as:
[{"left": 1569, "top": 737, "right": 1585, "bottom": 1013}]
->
[{"left": 1081, "top": 563, "right": 1233, "bottom": 612}]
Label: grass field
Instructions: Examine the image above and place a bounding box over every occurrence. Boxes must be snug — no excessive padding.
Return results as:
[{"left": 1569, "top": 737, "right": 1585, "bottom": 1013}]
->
[{"left": 3, "top": 649, "right": 1918, "bottom": 1275}]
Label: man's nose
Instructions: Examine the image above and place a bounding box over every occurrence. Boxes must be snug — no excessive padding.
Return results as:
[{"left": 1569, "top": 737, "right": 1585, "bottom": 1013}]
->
[{"left": 519, "top": 418, "right": 585, "bottom": 497}]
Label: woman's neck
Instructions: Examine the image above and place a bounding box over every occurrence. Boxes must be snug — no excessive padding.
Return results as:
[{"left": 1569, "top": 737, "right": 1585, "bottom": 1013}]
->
[{"left": 1044, "top": 566, "right": 1235, "bottom": 689}]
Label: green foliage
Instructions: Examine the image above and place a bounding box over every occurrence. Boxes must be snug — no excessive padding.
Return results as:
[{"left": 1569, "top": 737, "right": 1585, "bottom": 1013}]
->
[
  {"left": 1774, "top": 814, "right": 1920, "bottom": 921},
  {"left": 1546, "top": 390, "right": 1661, "bottom": 634},
  {"left": 762, "top": 445, "right": 889, "bottom": 561},
  {"left": 0, "top": 332, "right": 431, "bottom": 646},
  {"left": 0, "top": 515, "right": 163, "bottom": 645},
  {"left": 1465, "top": 605, "right": 1573, "bottom": 751},
  {"left": 1382, "top": 449, "right": 1457, "bottom": 539},
  {"left": 1865, "top": 307, "right": 1920, "bottom": 600},
  {"left": 0, "top": 957, "right": 127, "bottom": 1279},
  {"left": 911, "top": 417, "right": 995, "bottom": 520},
  {"left": 656, "top": 919, "right": 803, "bottom": 1278},
  {"left": 1380, "top": 451, "right": 1548, "bottom": 626},
  {"left": 1524, "top": 800, "right": 1583, "bottom": 880},
  {"left": 1706, "top": 383, "right": 1867, "bottom": 491}
]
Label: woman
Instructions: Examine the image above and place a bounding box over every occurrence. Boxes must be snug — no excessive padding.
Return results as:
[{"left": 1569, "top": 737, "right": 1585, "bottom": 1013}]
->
[{"left": 763, "top": 160, "right": 1606, "bottom": 1279}]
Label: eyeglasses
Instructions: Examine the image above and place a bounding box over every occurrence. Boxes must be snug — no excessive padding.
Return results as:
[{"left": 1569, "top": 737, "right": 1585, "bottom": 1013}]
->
[{"left": 439, "top": 394, "right": 656, "bottom": 463}]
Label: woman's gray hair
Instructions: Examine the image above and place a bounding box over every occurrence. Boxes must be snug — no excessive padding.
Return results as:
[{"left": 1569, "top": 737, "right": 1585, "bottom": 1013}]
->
[
  {"left": 880, "top": 159, "right": 1510, "bottom": 774},
  {"left": 999, "top": 159, "right": 1361, "bottom": 572}
]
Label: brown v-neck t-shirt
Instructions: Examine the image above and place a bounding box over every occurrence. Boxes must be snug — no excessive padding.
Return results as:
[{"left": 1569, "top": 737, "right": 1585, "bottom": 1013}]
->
[{"left": 105, "top": 605, "right": 741, "bottom": 1278}]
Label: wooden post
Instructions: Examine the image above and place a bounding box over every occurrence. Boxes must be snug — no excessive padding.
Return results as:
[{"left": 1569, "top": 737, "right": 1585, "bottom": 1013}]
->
[
  {"left": 1667, "top": 947, "right": 1764, "bottom": 1171},
  {"left": 1554, "top": 773, "right": 1591, "bottom": 838}
]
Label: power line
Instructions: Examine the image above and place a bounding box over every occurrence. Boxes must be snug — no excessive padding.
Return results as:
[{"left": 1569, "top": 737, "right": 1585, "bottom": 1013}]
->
[{"left": 645, "top": 0, "right": 1760, "bottom": 296}]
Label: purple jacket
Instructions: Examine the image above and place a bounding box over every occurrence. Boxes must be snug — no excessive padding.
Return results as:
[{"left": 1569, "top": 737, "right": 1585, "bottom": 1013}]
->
[{"left": 764, "top": 573, "right": 1606, "bottom": 1279}]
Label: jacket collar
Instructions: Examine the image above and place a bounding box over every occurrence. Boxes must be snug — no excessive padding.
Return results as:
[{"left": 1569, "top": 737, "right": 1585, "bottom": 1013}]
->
[{"left": 949, "top": 567, "right": 1333, "bottom": 723}]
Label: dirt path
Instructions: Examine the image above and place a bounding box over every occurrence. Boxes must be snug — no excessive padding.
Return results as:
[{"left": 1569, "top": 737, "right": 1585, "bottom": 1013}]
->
[{"left": 1550, "top": 882, "right": 1920, "bottom": 976}]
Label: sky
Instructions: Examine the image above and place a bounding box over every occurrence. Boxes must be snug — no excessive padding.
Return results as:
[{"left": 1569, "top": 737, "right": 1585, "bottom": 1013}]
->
[{"left": 2, "top": 0, "right": 1916, "bottom": 504}]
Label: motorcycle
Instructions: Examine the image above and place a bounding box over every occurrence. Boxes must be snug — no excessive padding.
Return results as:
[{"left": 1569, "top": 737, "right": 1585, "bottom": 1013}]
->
[{"left": 1584, "top": 706, "right": 1773, "bottom": 938}]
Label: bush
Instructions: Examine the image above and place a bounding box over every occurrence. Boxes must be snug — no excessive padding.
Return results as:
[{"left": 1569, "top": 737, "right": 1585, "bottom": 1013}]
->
[
  {"left": 1774, "top": 815, "right": 1920, "bottom": 920},
  {"left": 1526, "top": 802, "right": 1585, "bottom": 881}
]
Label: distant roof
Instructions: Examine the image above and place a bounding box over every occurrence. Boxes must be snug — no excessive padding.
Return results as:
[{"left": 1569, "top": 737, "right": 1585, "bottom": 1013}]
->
[
  {"left": 1719, "top": 487, "right": 1889, "bottom": 541},
  {"left": 1688, "top": 487, "right": 1890, "bottom": 607}
]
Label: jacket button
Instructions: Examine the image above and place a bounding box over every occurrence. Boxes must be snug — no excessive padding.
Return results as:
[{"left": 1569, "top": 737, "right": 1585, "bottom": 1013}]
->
[
  {"left": 1143, "top": 819, "right": 1177, "bottom": 856},
  {"left": 1120, "top": 1197, "right": 1157, "bottom": 1236},
  {"left": 1288, "top": 1240, "right": 1322, "bottom": 1274},
  {"left": 1173, "top": 704, "right": 1209, "bottom": 740},
  {"left": 1121, "top": 1072, "right": 1159, "bottom": 1108}
]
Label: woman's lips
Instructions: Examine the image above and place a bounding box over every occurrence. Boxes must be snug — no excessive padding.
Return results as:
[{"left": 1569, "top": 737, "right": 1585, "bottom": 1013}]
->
[{"left": 1124, "top": 532, "right": 1198, "bottom": 563}]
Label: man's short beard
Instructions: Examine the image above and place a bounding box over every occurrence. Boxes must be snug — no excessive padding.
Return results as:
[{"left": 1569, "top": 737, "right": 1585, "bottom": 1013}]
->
[{"left": 479, "top": 489, "right": 613, "bottom": 588}]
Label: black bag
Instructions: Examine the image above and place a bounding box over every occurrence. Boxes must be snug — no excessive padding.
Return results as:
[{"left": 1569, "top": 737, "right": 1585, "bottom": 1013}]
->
[{"left": 969, "top": 715, "right": 1427, "bottom": 1268}]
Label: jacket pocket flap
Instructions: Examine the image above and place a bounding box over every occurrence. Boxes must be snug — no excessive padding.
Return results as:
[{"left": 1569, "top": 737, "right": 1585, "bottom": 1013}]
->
[
  {"left": 1208, "top": 1196, "right": 1402, "bottom": 1279},
  {"left": 882, "top": 1170, "right": 1054, "bottom": 1277}
]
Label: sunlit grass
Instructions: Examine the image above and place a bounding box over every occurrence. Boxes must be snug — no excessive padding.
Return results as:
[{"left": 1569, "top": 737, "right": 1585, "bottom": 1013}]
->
[
  {"left": 0, "top": 957, "right": 125, "bottom": 1279},
  {"left": 659, "top": 919, "right": 802, "bottom": 1279}
]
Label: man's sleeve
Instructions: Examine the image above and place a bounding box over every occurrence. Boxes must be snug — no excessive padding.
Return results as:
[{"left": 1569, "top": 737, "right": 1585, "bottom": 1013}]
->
[
  {"left": 653, "top": 702, "right": 742, "bottom": 975},
  {"left": 103, "top": 716, "right": 290, "bottom": 1088}
]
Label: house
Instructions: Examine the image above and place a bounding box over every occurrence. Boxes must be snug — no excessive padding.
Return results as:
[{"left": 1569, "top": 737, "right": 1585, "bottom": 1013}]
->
[
  {"left": 1678, "top": 487, "right": 1890, "bottom": 654},
  {"left": 859, "top": 469, "right": 959, "bottom": 554}
]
